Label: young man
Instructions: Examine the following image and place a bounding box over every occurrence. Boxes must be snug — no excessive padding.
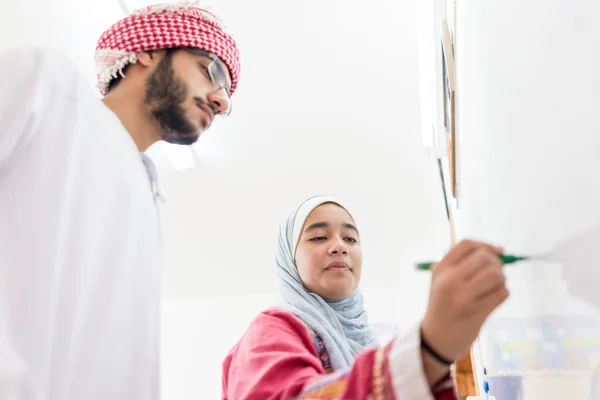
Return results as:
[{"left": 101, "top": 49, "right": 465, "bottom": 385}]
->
[{"left": 0, "top": 3, "right": 239, "bottom": 399}]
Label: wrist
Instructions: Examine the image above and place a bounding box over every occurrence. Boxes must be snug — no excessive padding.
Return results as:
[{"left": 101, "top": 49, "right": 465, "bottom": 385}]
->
[
  {"left": 420, "top": 348, "right": 450, "bottom": 387},
  {"left": 419, "top": 323, "right": 454, "bottom": 366}
]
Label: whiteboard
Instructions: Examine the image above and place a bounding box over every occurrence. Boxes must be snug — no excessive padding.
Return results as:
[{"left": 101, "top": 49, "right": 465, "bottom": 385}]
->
[{"left": 455, "top": 0, "right": 600, "bottom": 398}]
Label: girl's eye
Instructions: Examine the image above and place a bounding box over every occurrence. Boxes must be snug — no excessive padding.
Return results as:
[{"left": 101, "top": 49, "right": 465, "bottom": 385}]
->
[
  {"left": 345, "top": 237, "right": 357, "bottom": 243},
  {"left": 310, "top": 236, "right": 327, "bottom": 241}
]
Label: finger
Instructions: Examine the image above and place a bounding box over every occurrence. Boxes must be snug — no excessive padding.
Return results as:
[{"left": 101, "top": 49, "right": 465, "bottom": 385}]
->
[
  {"left": 470, "top": 267, "right": 506, "bottom": 301},
  {"left": 476, "top": 286, "right": 510, "bottom": 318},
  {"left": 442, "top": 239, "right": 503, "bottom": 265},
  {"left": 458, "top": 249, "right": 503, "bottom": 282}
]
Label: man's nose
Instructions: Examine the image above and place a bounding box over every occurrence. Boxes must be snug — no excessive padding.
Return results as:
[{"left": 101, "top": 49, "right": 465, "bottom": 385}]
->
[{"left": 207, "top": 88, "right": 231, "bottom": 115}]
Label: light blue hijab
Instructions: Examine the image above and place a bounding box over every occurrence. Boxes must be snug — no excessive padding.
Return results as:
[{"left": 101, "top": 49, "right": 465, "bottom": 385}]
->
[{"left": 276, "top": 196, "right": 377, "bottom": 371}]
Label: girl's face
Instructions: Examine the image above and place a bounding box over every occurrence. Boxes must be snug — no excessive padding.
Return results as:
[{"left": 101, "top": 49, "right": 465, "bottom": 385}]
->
[{"left": 294, "top": 203, "right": 362, "bottom": 301}]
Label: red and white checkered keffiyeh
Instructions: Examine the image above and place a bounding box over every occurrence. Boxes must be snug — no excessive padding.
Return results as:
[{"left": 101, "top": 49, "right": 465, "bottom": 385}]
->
[{"left": 95, "top": 1, "right": 240, "bottom": 96}]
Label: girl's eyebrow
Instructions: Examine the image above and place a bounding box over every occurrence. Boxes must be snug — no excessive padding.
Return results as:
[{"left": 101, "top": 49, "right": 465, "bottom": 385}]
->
[{"left": 304, "top": 222, "right": 359, "bottom": 234}]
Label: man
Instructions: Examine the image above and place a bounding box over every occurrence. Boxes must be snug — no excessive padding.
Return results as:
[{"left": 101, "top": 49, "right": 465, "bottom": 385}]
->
[{"left": 0, "top": 2, "right": 239, "bottom": 399}]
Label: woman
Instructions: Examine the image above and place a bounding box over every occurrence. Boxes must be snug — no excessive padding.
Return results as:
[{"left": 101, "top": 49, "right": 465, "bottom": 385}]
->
[{"left": 222, "top": 196, "right": 508, "bottom": 399}]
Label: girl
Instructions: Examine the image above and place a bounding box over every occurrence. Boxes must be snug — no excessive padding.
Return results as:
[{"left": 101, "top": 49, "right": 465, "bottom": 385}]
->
[{"left": 222, "top": 196, "right": 508, "bottom": 399}]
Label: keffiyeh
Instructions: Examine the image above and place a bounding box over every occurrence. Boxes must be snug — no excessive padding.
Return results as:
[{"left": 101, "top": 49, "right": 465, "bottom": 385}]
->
[{"left": 95, "top": 1, "right": 240, "bottom": 95}]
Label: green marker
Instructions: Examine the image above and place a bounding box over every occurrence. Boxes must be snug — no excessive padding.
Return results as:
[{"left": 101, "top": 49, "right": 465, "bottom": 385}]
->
[{"left": 416, "top": 254, "right": 530, "bottom": 271}]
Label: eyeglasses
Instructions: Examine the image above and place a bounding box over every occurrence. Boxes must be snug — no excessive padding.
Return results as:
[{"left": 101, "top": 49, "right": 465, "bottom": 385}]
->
[{"left": 186, "top": 48, "right": 233, "bottom": 117}]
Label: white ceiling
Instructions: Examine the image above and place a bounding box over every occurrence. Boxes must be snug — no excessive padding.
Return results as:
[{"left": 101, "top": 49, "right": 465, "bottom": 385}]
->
[{"left": 144, "top": 0, "right": 452, "bottom": 299}]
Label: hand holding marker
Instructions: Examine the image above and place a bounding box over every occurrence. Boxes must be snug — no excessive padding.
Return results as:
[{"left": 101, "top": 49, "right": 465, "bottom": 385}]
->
[{"left": 416, "top": 227, "right": 596, "bottom": 271}]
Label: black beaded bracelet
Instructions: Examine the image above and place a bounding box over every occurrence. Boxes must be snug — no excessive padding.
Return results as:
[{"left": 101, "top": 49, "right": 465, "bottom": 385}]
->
[{"left": 420, "top": 331, "right": 454, "bottom": 366}]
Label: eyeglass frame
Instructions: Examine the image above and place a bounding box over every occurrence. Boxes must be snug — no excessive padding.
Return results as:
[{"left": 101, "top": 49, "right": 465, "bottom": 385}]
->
[{"left": 185, "top": 48, "right": 233, "bottom": 117}]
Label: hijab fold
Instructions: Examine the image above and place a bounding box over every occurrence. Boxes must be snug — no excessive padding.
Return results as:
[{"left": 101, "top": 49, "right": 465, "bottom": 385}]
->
[{"left": 276, "top": 196, "right": 377, "bottom": 371}]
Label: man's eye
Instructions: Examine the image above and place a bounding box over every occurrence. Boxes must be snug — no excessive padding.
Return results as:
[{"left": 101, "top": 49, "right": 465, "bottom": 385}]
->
[{"left": 199, "top": 65, "right": 211, "bottom": 78}]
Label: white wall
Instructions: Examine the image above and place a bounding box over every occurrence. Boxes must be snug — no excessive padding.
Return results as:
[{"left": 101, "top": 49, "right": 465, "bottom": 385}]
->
[
  {"left": 156, "top": 0, "right": 451, "bottom": 297},
  {"left": 156, "top": 0, "right": 451, "bottom": 398},
  {"left": 456, "top": 0, "right": 600, "bottom": 398}
]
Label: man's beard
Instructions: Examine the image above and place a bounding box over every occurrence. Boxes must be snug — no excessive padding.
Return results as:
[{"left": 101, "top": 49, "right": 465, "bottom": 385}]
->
[{"left": 144, "top": 53, "right": 199, "bottom": 145}]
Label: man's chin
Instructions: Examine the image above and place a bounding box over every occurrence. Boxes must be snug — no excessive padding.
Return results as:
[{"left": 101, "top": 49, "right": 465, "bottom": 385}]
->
[{"left": 163, "top": 130, "right": 201, "bottom": 146}]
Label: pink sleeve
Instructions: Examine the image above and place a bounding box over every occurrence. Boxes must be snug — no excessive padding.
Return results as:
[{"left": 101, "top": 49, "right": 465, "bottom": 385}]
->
[
  {"left": 298, "top": 338, "right": 457, "bottom": 400},
  {"left": 298, "top": 344, "right": 380, "bottom": 398},
  {"left": 222, "top": 310, "right": 328, "bottom": 400},
  {"left": 222, "top": 310, "right": 458, "bottom": 400}
]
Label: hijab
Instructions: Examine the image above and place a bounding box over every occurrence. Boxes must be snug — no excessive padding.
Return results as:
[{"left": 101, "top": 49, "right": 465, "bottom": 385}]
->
[{"left": 276, "top": 196, "right": 377, "bottom": 371}]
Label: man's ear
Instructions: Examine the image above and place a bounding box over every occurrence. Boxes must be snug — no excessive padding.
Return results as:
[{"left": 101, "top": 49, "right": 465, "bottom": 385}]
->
[{"left": 136, "top": 51, "right": 158, "bottom": 67}]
